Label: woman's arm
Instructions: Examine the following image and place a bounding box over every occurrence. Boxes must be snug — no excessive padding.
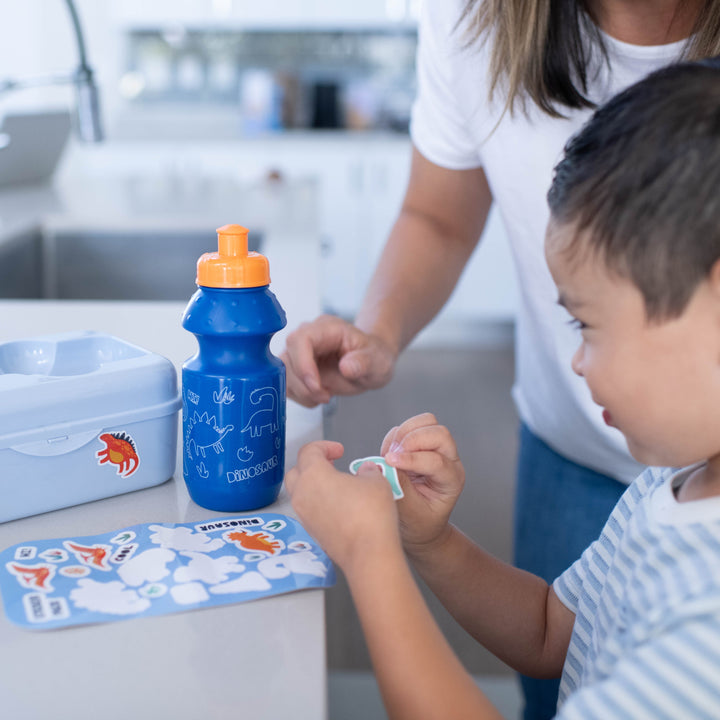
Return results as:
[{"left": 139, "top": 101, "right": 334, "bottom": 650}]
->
[
  {"left": 282, "top": 149, "right": 491, "bottom": 407},
  {"left": 355, "top": 147, "right": 492, "bottom": 355}
]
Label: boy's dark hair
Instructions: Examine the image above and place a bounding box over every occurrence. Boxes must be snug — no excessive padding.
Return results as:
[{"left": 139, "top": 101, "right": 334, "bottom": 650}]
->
[{"left": 547, "top": 57, "right": 720, "bottom": 321}]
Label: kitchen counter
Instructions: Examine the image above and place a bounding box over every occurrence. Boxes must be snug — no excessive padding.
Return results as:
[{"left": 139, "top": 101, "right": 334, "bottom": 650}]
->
[{"left": 0, "top": 182, "right": 327, "bottom": 718}]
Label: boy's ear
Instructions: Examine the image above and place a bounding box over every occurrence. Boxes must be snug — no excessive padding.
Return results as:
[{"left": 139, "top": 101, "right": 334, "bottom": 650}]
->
[{"left": 710, "top": 259, "right": 720, "bottom": 300}]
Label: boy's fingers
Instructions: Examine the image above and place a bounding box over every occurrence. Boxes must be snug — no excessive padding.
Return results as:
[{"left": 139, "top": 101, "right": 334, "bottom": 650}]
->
[
  {"left": 381, "top": 413, "right": 439, "bottom": 455},
  {"left": 284, "top": 466, "right": 299, "bottom": 495},
  {"left": 380, "top": 426, "right": 400, "bottom": 455},
  {"left": 395, "top": 413, "right": 439, "bottom": 438},
  {"left": 385, "top": 424, "right": 459, "bottom": 463},
  {"left": 287, "top": 440, "right": 345, "bottom": 499},
  {"left": 356, "top": 460, "right": 385, "bottom": 476},
  {"left": 389, "top": 449, "right": 447, "bottom": 479},
  {"left": 296, "top": 440, "right": 345, "bottom": 468}
]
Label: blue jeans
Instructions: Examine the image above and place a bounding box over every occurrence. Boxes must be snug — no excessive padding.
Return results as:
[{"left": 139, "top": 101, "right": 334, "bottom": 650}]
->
[{"left": 513, "top": 424, "right": 626, "bottom": 720}]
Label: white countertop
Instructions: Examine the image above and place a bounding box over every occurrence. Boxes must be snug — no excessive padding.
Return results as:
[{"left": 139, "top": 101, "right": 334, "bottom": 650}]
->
[{"left": 0, "top": 183, "right": 327, "bottom": 719}]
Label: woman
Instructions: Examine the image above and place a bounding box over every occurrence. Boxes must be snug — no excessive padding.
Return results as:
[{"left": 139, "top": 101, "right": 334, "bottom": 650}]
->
[{"left": 282, "top": 2, "right": 720, "bottom": 717}]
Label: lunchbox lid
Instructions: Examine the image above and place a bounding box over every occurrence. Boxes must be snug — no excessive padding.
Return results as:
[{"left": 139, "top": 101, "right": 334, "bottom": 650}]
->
[{"left": 0, "top": 331, "right": 181, "bottom": 444}]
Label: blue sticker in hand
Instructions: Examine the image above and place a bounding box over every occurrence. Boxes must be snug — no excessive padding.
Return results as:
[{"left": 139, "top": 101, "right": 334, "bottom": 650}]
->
[{"left": 349, "top": 456, "right": 404, "bottom": 500}]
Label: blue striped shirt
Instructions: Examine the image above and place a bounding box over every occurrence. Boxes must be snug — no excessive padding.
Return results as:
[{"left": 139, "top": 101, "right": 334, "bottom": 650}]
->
[{"left": 554, "top": 466, "right": 720, "bottom": 719}]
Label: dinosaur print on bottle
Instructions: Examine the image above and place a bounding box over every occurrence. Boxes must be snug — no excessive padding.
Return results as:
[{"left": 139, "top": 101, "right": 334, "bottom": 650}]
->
[
  {"left": 185, "top": 411, "right": 234, "bottom": 460},
  {"left": 241, "top": 387, "right": 279, "bottom": 438}
]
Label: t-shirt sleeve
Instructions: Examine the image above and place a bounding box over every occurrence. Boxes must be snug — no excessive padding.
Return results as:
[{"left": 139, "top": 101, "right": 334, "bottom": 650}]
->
[
  {"left": 553, "top": 548, "right": 590, "bottom": 615},
  {"left": 554, "top": 608, "right": 720, "bottom": 719},
  {"left": 409, "top": 0, "right": 484, "bottom": 170},
  {"left": 552, "top": 467, "right": 665, "bottom": 614}
]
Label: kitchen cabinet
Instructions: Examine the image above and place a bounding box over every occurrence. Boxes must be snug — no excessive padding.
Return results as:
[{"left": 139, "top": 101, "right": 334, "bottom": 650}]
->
[
  {"left": 111, "top": 0, "right": 217, "bottom": 27},
  {"left": 58, "top": 134, "right": 517, "bottom": 333},
  {"left": 324, "top": 142, "right": 413, "bottom": 317},
  {"left": 304, "top": 139, "right": 518, "bottom": 327},
  {"left": 111, "top": 0, "right": 417, "bottom": 29}
]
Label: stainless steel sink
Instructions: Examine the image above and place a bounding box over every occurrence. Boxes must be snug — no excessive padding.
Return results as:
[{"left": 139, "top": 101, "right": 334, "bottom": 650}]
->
[
  {"left": 0, "top": 229, "right": 43, "bottom": 299},
  {"left": 0, "top": 227, "right": 262, "bottom": 300}
]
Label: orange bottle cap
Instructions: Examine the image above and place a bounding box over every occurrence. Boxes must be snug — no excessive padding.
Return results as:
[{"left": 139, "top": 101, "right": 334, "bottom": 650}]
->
[{"left": 196, "top": 224, "right": 270, "bottom": 288}]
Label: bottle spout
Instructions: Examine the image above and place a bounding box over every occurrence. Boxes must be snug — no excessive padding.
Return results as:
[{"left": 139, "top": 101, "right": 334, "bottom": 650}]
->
[
  {"left": 196, "top": 224, "right": 270, "bottom": 288},
  {"left": 217, "top": 224, "right": 248, "bottom": 258}
]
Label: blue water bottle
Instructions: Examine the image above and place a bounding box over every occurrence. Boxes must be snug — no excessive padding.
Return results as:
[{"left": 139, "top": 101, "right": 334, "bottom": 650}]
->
[{"left": 182, "top": 224, "right": 287, "bottom": 511}]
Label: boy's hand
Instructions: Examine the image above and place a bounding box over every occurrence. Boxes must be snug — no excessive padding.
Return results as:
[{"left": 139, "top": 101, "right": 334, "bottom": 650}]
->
[
  {"left": 382, "top": 413, "right": 465, "bottom": 556},
  {"left": 285, "top": 440, "right": 401, "bottom": 572}
]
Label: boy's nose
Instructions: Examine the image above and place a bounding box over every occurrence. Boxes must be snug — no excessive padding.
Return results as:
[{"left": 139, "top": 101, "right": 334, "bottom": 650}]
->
[{"left": 571, "top": 345, "right": 584, "bottom": 377}]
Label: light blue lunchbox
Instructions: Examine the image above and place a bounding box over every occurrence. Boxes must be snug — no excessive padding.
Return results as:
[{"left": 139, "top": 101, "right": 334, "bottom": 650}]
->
[{"left": 0, "top": 331, "right": 182, "bottom": 523}]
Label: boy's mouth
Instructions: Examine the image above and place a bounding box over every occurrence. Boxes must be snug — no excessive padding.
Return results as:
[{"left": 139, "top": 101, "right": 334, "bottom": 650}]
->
[{"left": 602, "top": 409, "right": 613, "bottom": 427}]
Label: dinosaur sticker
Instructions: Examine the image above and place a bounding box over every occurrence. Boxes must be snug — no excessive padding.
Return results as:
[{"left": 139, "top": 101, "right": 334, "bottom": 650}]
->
[
  {"left": 223, "top": 530, "right": 284, "bottom": 556},
  {"left": 63, "top": 541, "right": 112, "bottom": 571},
  {"left": 349, "top": 455, "right": 404, "bottom": 500},
  {"left": 7, "top": 562, "right": 56, "bottom": 592},
  {"left": 96, "top": 432, "right": 140, "bottom": 477}
]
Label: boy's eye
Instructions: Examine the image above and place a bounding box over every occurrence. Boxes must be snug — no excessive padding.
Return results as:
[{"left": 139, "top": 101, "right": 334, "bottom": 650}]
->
[{"left": 567, "top": 318, "right": 587, "bottom": 331}]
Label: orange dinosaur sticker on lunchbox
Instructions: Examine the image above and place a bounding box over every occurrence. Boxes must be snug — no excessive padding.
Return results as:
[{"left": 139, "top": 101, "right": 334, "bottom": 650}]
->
[{"left": 96, "top": 432, "right": 140, "bottom": 477}]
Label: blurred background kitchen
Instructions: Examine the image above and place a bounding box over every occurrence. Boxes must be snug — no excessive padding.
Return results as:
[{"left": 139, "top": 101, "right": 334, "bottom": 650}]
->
[{"left": 0, "top": 1, "right": 521, "bottom": 717}]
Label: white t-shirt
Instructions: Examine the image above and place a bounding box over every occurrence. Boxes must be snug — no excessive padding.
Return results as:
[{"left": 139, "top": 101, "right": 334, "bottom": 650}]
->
[
  {"left": 410, "top": 0, "right": 686, "bottom": 483},
  {"left": 553, "top": 466, "right": 720, "bottom": 718}
]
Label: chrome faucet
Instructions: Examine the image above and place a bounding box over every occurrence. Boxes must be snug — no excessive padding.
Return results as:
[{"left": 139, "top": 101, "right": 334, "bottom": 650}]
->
[{"left": 0, "top": 0, "right": 103, "bottom": 142}]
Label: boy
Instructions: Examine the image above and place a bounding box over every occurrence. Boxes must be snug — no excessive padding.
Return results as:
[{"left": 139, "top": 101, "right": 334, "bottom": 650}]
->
[{"left": 286, "top": 58, "right": 720, "bottom": 719}]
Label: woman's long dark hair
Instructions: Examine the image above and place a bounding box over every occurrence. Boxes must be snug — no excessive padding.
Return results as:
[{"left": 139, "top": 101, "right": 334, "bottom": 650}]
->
[{"left": 462, "top": 0, "right": 720, "bottom": 118}]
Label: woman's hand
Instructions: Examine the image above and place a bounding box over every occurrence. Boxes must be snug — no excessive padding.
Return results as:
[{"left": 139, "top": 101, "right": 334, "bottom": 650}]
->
[
  {"left": 285, "top": 440, "right": 401, "bottom": 572},
  {"left": 382, "top": 413, "right": 465, "bottom": 556},
  {"left": 281, "top": 314, "right": 397, "bottom": 408}
]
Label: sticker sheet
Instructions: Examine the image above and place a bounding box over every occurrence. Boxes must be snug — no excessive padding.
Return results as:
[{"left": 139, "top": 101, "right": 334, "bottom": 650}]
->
[{"left": 0, "top": 513, "right": 334, "bottom": 630}]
